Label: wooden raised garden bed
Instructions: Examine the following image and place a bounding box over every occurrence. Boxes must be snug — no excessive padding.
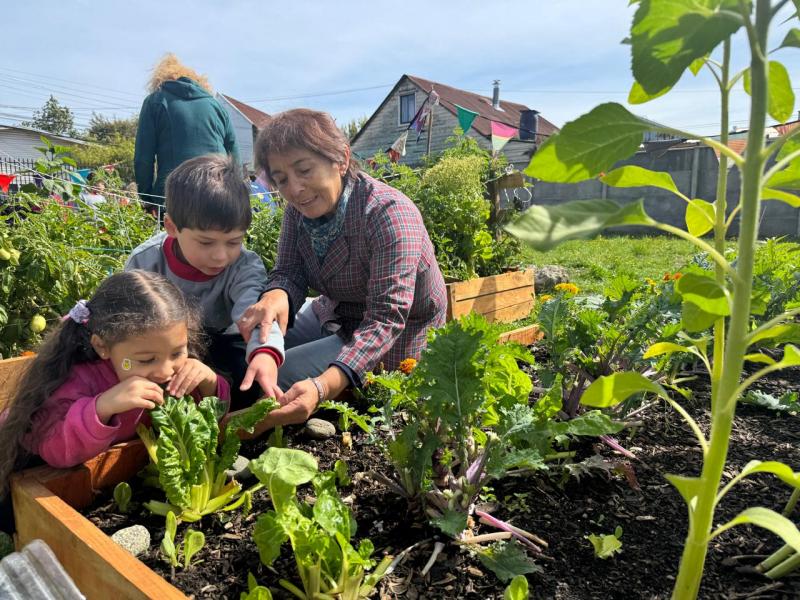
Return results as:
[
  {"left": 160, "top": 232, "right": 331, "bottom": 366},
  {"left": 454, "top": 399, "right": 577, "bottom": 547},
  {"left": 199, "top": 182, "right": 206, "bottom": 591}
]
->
[
  {"left": 11, "top": 440, "right": 186, "bottom": 600},
  {"left": 0, "top": 355, "right": 33, "bottom": 411},
  {"left": 446, "top": 268, "right": 541, "bottom": 344}
]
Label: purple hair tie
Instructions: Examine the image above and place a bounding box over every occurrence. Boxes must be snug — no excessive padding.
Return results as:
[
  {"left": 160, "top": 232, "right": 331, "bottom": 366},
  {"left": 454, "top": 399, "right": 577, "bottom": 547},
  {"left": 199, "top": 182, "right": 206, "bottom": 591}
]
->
[{"left": 63, "top": 300, "right": 90, "bottom": 325}]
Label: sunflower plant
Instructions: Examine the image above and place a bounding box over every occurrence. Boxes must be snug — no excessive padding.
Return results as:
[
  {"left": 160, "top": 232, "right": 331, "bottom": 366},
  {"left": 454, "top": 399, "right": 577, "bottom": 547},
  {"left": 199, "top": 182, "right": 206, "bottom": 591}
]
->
[{"left": 507, "top": 2, "right": 800, "bottom": 597}]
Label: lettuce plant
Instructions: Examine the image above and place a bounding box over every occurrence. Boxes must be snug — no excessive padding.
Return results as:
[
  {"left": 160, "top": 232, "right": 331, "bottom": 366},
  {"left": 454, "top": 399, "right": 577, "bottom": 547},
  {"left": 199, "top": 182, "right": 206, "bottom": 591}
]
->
[
  {"left": 250, "top": 447, "right": 392, "bottom": 600},
  {"left": 137, "top": 395, "right": 277, "bottom": 522},
  {"left": 507, "top": 2, "right": 800, "bottom": 596}
]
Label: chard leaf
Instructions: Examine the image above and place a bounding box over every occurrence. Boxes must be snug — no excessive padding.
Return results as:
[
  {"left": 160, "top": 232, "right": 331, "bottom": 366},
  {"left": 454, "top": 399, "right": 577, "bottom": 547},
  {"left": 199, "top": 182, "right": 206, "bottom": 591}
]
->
[
  {"left": 183, "top": 529, "right": 205, "bottom": 568},
  {"left": 562, "top": 410, "right": 626, "bottom": 437},
  {"left": 586, "top": 530, "right": 623, "bottom": 559},
  {"left": 476, "top": 541, "right": 541, "bottom": 583},
  {"left": 250, "top": 447, "right": 318, "bottom": 487},
  {"left": 220, "top": 398, "right": 277, "bottom": 473},
  {"left": 630, "top": 0, "right": 744, "bottom": 95},
  {"left": 253, "top": 512, "right": 288, "bottom": 566},
  {"left": 151, "top": 395, "right": 212, "bottom": 508},
  {"left": 314, "top": 487, "right": 353, "bottom": 541},
  {"left": 433, "top": 509, "right": 469, "bottom": 537},
  {"left": 506, "top": 199, "right": 656, "bottom": 251},
  {"left": 525, "top": 103, "right": 656, "bottom": 182}
]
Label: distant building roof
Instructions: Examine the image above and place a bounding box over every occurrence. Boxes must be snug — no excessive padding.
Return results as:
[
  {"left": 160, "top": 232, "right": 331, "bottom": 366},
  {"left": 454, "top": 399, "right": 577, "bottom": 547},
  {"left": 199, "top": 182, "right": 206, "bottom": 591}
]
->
[
  {"left": 406, "top": 74, "right": 559, "bottom": 142},
  {"left": 0, "top": 124, "right": 88, "bottom": 145},
  {"left": 220, "top": 95, "right": 271, "bottom": 128}
]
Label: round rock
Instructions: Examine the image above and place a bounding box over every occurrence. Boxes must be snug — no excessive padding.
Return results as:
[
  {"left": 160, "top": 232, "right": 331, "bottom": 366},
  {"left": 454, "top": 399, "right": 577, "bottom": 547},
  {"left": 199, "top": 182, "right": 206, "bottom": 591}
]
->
[
  {"left": 533, "top": 265, "right": 570, "bottom": 292},
  {"left": 304, "top": 418, "right": 336, "bottom": 440},
  {"left": 225, "top": 454, "right": 252, "bottom": 480},
  {"left": 111, "top": 525, "right": 150, "bottom": 557}
]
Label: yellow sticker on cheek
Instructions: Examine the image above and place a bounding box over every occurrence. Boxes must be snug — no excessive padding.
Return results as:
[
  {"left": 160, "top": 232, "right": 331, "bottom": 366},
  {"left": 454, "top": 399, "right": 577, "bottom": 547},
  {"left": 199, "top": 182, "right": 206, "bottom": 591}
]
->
[{"left": 121, "top": 358, "right": 132, "bottom": 371}]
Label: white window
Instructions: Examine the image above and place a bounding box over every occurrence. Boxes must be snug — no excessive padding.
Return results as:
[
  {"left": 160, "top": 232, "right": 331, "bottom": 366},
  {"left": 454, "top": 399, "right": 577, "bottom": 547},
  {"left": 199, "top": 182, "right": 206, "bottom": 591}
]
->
[{"left": 399, "top": 93, "right": 416, "bottom": 125}]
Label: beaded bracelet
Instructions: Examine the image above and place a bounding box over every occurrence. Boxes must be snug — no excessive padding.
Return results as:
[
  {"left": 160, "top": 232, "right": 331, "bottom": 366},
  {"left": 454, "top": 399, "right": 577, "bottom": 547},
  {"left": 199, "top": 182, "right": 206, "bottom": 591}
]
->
[{"left": 309, "top": 377, "right": 327, "bottom": 402}]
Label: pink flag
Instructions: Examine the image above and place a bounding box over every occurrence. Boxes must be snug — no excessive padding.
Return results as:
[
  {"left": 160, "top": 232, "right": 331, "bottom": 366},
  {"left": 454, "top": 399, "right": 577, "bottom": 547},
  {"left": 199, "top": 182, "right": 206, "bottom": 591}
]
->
[
  {"left": 0, "top": 174, "right": 16, "bottom": 193},
  {"left": 491, "top": 121, "right": 518, "bottom": 154}
]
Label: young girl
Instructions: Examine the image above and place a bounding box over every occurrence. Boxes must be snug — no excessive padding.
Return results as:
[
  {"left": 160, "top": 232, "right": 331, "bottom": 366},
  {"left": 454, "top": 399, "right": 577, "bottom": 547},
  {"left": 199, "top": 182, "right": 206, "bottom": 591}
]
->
[{"left": 0, "top": 270, "right": 230, "bottom": 497}]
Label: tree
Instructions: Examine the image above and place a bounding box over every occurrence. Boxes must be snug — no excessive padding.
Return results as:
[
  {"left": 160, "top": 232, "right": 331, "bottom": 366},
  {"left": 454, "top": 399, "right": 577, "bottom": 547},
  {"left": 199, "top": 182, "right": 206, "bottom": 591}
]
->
[
  {"left": 340, "top": 115, "right": 369, "bottom": 141},
  {"left": 21, "top": 96, "right": 77, "bottom": 137},
  {"left": 85, "top": 113, "right": 138, "bottom": 143}
]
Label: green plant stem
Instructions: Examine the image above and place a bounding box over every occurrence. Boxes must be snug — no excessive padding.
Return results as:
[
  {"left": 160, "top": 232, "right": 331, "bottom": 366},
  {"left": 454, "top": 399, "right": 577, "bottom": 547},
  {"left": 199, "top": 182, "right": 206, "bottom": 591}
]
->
[
  {"left": 712, "top": 40, "right": 732, "bottom": 414},
  {"left": 765, "top": 549, "right": 800, "bottom": 578},
  {"left": 759, "top": 542, "right": 795, "bottom": 571},
  {"left": 784, "top": 487, "right": 800, "bottom": 517},
  {"left": 671, "top": 3, "right": 770, "bottom": 598}
]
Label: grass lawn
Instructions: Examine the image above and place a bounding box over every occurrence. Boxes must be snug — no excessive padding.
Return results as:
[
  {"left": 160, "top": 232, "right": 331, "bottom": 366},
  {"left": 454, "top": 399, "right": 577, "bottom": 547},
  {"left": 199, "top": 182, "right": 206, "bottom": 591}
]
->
[{"left": 520, "top": 235, "right": 699, "bottom": 295}]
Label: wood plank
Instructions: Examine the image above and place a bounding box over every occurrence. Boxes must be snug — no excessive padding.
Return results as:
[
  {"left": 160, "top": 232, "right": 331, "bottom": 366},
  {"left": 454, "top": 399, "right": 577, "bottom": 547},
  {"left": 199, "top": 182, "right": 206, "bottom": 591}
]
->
[
  {"left": 12, "top": 472, "right": 186, "bottom": 600},
  {"left": 449, "top": 285, "right": 535, "bottom": 321},
  {"left": 480, "top": 301, "right": 536, "bottom": 324},
  {"left": 446, "top": 269, "right": 535, "bottom": 301},
  {"left": 498, "top": 324, "right": 543, "bottom": 346},
  {"left": 0, "top": 355, "right": 34, "bottom": 410}
]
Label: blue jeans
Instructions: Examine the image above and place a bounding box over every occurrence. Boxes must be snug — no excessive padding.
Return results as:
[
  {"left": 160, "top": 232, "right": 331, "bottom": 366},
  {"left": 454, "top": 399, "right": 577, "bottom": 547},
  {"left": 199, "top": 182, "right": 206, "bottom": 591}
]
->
[{"left": 278, "top": 299, "right": 345, "bottom": 391}]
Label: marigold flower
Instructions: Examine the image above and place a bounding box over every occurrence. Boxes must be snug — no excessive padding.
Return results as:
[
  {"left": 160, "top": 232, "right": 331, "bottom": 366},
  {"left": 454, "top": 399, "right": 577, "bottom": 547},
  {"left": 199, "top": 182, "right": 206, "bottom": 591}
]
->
[
  {"left": 645, "top": 277, "right": 657, "bottom": 287},
  {"left": 539, "top": 294, "right": 554, "bottom": 302},
  {"left": 399, "top": 358, "right": 417, "bottom": 375},
  {"left": 672, "top": 272, "right": 683, "bottom": 280},
  {"left": 663, "top": 272, "right": 672, "bottom": 282},
  {"left": 20, "top": 350, "right": 36, "bottom": 357},
  {"left": 554, "top": 282, "right": 579, "bottom": 295}
]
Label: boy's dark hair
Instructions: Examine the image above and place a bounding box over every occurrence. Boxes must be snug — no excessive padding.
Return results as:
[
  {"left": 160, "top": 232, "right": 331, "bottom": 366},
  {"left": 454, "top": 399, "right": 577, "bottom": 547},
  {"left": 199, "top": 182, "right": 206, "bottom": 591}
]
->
[
  {"left": 165, "top": 154, "right": 252, "bottom": 232},
  {"left": 0, "top": 270, "right": 204, "bottom": 498}
]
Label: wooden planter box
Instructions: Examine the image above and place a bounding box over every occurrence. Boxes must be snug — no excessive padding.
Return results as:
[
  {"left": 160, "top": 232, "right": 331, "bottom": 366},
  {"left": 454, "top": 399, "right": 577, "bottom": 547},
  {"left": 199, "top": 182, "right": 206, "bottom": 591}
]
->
[
  {"left": 11, "top": 440, "right": 186, "bottom": 600},
  {"left": 446, "top": 268, "right": 541, "bottom": 343},
  {"left": 0, "top": 355, "right": 34, "bottom": 411}
]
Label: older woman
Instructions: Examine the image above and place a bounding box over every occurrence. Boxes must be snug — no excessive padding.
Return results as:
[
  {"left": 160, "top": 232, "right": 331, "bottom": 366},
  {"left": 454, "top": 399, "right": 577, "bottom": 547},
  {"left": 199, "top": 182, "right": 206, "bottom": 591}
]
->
[
  {"left": 237, "top": 108, "right": 446, "bottom": 432},
  {"left": 134, "top": 54, "right": 239, "bottom": 210}
]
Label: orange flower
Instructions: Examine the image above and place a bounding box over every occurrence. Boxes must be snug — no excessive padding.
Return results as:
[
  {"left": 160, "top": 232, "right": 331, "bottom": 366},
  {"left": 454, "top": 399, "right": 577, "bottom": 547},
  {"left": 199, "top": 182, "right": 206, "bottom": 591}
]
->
[
  {"left": 672, "top": 272, "right": 683, "bottom": 280},
  {"left": 399, "top": 358, "right": 417, "bottom": 375},
  {"left": 663, "top": 272, "right": 672, "bottom": 282},
  {"left": 20, "top": 350, "right": 36, "bottom": 357}
]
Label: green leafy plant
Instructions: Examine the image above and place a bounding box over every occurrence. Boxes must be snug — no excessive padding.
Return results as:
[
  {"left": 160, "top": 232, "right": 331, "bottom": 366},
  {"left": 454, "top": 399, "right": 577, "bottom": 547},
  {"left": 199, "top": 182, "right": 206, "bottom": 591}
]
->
[
  {"left": 182, "top": 528, "right": 205, "bottom": 569},
  {"left": 369, "top": 315, "right": 623, "bottom": 548},
  {"left": 161, "top": 511, "right": 179, "bottom": 574},
  {"left": 507, "top": 2, "right": 800, "bottom": 596},
  {"left": 137, "top": 395, "right": 277, "bottom": 522},
  {"left": 240, "top": 573, "right": 274, "bottom": 600},
  {"left": 251, "top": 447, "right": 392, "bottom": 600},
  {"left": 319, "top": 400, "right": 372, "bottom": 433},
  {"left": 503, "top": 574, "right": 530, "bottom": 600},
  {"left": 586, "top": 526, "right": 623, "bottom": 559},
  {"left": 113, "top": 481, "right": 132, "bottom": 513},
  {"left": 246, "top": 202, "right": 284, "bottom": 272}
]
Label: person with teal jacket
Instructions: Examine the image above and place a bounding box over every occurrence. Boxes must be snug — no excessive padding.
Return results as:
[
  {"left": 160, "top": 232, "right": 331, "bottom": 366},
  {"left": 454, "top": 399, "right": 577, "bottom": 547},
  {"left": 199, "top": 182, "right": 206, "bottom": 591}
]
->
[{"left": 134, "top": 54, "right": 240, "bottom": 209}]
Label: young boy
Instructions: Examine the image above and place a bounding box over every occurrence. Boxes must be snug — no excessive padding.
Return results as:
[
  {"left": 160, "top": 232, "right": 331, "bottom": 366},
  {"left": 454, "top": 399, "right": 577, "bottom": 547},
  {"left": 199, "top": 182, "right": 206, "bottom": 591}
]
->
[{"left": 125, "top": 154, "right": 283, "bottom": 408}]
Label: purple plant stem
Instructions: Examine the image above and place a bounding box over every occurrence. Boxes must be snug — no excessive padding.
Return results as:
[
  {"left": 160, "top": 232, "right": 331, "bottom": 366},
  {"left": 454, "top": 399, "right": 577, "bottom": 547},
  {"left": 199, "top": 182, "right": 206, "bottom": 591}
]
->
[
  {"left": 599, "top": 435, "right": 637, "bottom": 460},
  {"left": 475, "top": 510, "right": 543, "bottom": 554}
]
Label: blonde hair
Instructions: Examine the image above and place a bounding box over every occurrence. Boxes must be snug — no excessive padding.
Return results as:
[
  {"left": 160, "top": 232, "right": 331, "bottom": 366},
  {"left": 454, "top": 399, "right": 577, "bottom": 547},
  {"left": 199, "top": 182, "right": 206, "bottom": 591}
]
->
[{"left": 147, "top": 53, "right": 212, "bottom": 93}]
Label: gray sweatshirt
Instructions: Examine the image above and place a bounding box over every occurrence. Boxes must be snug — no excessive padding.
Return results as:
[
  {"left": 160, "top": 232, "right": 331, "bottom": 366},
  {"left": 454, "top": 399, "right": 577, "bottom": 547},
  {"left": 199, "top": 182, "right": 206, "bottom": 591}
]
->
[{"left": 124, "top": 232, "right": 284, "bottom": 361}]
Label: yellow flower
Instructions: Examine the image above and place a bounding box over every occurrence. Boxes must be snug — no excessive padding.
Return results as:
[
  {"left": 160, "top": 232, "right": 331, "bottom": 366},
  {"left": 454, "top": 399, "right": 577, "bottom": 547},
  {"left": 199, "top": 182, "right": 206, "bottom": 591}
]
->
[
  {"left": 645, "top": 277, "right": 657, "bottom": 287},
  {"left": 539, "top": 294, "right": 554, "bottom": 302},
  {"left": 554, "top": 282, "right": 579, "bottom": 295},
  {"left": 399, "top": 358, "right": 418, "bottom": 375}
]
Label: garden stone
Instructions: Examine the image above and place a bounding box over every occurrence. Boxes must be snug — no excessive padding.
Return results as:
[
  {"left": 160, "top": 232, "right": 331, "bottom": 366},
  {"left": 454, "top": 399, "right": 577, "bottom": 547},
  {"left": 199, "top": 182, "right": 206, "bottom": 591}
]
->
[
  {"left": 225, "top": 454, "right": 252, "bottom": 480},
  {"left": 111, "top": 525, "right": 150, "bottom": 557},
  {"left": 304, "top": 418, "right": 336, "bottom": 440},
  {"left": 533, "top": 265, "right": 569, "bottom": 292}
]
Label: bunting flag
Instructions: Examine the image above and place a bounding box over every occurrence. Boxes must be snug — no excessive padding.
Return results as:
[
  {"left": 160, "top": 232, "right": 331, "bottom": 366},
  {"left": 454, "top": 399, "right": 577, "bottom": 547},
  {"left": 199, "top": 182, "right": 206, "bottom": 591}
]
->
[
  {"left": 389, "top": 131, "right": 408, "bottom": 161},
  {"left": 70, "top": 168, "right": 92, "bottom": 184},
  {"left": 455, "top": 104, "right": 478, "bottom": 135},
  {"left": 0, "top": 174, "right": 15, "bottom": 193},
  {"left": 491, "top": 121, "right": 518, "bottom": 154}
]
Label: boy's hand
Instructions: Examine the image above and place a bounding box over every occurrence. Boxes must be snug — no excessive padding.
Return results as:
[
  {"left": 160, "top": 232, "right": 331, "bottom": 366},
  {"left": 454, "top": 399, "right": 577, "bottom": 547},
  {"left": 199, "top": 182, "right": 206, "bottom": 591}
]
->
[
  {"left": 96, "top": 376, "right": 165, "bottom": 424},
  {"left": 241, "top": 352, "right": 284, "bottom": 401},
  {"left": 167, "top": 358, "right": 218, "bottom": 398},
  {"left": 238, "top": 289, "right": 290, "bottom": 342}
]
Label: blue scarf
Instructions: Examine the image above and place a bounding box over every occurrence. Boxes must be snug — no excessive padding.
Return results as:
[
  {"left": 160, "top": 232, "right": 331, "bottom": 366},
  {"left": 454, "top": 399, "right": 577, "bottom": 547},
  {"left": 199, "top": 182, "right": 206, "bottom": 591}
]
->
[{"left": 302, "top": 178, "right": 353, "bottom": 261}]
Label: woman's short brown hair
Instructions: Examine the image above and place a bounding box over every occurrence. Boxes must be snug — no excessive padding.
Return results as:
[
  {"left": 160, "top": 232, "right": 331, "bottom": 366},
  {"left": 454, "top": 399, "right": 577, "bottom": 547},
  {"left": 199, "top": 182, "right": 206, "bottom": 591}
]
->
[{"left": 254, "top": 109, "right": 360, "bottom": 185}]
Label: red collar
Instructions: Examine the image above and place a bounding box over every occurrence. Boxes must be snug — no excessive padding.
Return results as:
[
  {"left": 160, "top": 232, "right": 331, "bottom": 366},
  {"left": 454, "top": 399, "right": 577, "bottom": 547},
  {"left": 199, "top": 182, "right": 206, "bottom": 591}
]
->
[{"left": 163, "top": 236, "right": 216, "bottom": 282}]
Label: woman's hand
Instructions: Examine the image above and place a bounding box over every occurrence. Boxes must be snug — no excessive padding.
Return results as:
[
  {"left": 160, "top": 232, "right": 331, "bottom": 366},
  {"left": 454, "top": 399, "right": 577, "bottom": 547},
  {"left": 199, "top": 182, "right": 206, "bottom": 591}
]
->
[
  {"left": 167, "top": 358, "right": 218, "bottom": 398},
  {"left": 96, "top": 377, "right": 165, "bottom": 423},
  {"left": 225, "top": 380, "right": 318, "bottom": 440},
  {"left": 238, "top": 289, "right": 290, "bottom": 343}
]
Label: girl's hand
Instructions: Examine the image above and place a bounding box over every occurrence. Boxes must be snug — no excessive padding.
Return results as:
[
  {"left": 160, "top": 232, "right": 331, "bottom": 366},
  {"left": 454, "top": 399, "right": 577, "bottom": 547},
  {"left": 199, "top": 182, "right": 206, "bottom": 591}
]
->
[
  {"left": 96, "top": 376, "right": 165, "bottom": 423},
  {"left": 167, "top": 358, "right": 218, "bottom": 398},
  {"left": 238, "top": 289, "right": 290, "bottom": 342}
]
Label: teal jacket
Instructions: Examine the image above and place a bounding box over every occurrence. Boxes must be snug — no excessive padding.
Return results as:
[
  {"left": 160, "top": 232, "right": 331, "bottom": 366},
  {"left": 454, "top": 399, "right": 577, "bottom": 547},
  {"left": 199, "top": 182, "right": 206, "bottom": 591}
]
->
[{"left": 134, "top": 77, "right": 240, "bottom": 206}]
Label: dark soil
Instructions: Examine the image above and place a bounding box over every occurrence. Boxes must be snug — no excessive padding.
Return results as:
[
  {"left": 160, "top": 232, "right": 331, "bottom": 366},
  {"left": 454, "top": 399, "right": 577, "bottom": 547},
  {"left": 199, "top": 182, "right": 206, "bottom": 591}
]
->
[{"left": 84, "top": 364, "right": 800, "bottom": 600}]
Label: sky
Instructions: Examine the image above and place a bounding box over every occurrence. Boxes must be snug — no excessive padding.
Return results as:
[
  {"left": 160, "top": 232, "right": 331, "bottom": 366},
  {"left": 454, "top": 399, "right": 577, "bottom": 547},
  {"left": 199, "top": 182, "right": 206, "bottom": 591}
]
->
[{"left": 2, "top": 1, "right": 800, "bottom": 137}]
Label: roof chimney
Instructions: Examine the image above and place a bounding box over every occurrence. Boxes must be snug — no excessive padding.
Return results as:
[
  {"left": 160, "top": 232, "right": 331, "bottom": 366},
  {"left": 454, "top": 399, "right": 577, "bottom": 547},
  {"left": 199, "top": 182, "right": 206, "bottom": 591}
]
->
[{"left": 492, "top": 80, "right": 501, "bottom": 110}]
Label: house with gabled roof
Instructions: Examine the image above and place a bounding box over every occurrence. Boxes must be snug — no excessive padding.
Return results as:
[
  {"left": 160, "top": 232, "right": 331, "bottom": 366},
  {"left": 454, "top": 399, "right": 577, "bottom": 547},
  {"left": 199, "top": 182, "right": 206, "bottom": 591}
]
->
[
  {"left": 215, "top": 94, "right": 271, "bottom": 171},
  {"left": 350, "top": 74, "right": 558, "bottom": 169}
]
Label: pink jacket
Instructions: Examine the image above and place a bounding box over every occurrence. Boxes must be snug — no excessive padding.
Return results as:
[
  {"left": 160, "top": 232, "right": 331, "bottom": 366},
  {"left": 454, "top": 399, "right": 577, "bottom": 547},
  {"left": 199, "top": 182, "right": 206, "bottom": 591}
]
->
[{"left": 23, "top": 360, "right": 231, "bottom": 468}]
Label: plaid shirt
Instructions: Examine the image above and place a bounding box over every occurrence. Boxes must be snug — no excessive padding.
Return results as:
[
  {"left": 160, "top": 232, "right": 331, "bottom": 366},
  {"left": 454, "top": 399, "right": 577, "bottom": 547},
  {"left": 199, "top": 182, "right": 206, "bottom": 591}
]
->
[{"left": 266, "top": 173, "right": 447, "bottom": 377}]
